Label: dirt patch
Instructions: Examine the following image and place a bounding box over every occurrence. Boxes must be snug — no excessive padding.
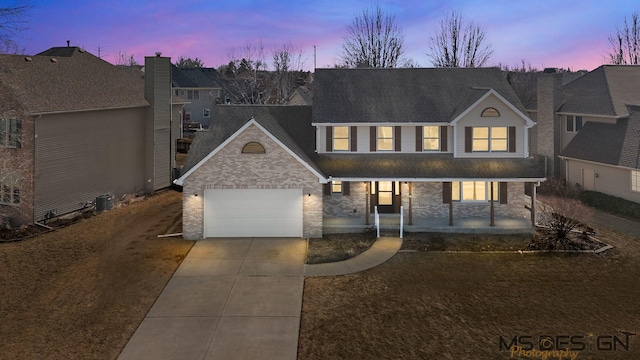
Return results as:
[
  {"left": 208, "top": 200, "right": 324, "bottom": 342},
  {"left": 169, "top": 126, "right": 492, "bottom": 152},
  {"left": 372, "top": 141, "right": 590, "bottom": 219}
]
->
[
  {"left": 307, "top": 231, "right": 377, "bottom": 264},
  {"left": 401, "top": 232, "right": 532, "bottom": 252},
  {"left": 308, "top": 229, "right": 609, "bottom": 265},
  {"left": 0, "top": 190, "right": 193, "bottom": 360}
]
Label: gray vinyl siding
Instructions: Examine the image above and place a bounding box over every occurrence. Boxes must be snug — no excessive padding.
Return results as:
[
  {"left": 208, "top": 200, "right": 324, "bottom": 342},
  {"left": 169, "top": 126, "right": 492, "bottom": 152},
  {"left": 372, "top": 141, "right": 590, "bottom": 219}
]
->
[
  {"left": 33, "top": 108, "right": 147, "bottom": 220},
  {"left": 145, "top": 56, "right": 173, "bottom": 190},
  {"left": 317, "top": 125, "right": 453, "bottom": 153},
  {"left": 154, "top": 127, "right": 171, "bottom": 190},
  {"left": 454, "top": 94, "right": 528, "bottom": 158}
]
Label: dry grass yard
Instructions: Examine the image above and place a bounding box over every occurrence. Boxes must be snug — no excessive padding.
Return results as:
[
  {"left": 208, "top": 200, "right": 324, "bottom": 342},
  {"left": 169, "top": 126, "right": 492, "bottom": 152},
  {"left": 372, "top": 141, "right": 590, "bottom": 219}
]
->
[
  {"left": 299, "top": 228, "right": 640, "bottom": 359},
  {"left": 0, "top": 191, "right": 193, "bottom": 360}
]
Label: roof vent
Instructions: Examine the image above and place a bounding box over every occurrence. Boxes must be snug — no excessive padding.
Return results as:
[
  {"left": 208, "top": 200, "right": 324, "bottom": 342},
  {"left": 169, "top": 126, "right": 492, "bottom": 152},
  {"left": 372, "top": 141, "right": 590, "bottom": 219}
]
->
[
  {"left": 24, "top": 56, "right": 32, "bottom": 62},
  {"left": 155, "top": 52, "right": 162, "bottom": 57},
  {"left": 51, "top": 58, "right": 58, "bottom": 63}
]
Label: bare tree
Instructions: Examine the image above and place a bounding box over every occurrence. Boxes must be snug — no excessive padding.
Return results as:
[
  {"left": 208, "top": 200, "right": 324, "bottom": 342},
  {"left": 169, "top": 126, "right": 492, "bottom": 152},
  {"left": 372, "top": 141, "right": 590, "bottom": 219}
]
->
[
  {"left": 340, "top": 4, "right": 407, "bottom": 68},
  {"left": 0, "top": 3, "right": 32, "bottom": 54},
  {"left": 175, "top": 56, "right": 205, "bottom": 69},
  {"left": 272, "top": 42, "right": 306, "bottom": 103},
  {"left": 606, "top": 12, "right": 640, "bottom": 65},
  {"left": 0, "top": 111, "right": 32, "bottom": 228},
  {"left": 114, "top": 50, "right": 139, "bottom": 66},
  {"left": 501, "top": 60, "right": 538, "bottom": 107},
  {"left": 427, "top": 11, "right": 493, "bottom": 67},
  {"left": 221, "top": 41, "right": 271, "bottom": 104}
]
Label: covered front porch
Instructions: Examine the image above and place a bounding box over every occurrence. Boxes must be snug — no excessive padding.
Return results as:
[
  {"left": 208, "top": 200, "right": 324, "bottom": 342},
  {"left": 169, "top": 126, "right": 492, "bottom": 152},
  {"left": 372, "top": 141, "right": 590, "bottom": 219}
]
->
[{"left": 323, "top": 214, "right": 534, "bottom": 235}]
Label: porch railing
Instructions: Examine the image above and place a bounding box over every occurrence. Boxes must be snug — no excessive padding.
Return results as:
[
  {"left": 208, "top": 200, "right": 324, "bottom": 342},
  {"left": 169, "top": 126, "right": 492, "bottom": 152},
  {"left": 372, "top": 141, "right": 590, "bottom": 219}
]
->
[{"left": 374, "top": 206, "right": 380, "bottom": 238}]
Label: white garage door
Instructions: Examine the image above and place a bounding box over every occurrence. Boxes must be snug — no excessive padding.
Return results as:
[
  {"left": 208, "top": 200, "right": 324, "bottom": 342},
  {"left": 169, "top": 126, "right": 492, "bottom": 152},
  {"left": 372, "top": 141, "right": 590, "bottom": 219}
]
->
[{"left": 204, "top": 189, "right": 303, "bottom": 237}]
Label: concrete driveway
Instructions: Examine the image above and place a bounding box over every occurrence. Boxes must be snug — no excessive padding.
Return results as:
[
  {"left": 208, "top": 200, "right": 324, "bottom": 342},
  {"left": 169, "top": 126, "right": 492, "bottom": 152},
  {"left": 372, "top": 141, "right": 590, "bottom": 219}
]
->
[{"left": 118, "top": 238, "right": 306, "bottom": 360}]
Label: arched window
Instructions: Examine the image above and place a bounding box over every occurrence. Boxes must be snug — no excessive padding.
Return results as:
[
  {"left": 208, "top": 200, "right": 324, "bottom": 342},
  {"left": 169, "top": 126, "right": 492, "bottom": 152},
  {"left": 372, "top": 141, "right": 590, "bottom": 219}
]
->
[
  {"left": 481, "top": 107, "right": 500, "bottom": 117},
  {"left": 241, "top": 142, "right": 266, "bottom": 154}
]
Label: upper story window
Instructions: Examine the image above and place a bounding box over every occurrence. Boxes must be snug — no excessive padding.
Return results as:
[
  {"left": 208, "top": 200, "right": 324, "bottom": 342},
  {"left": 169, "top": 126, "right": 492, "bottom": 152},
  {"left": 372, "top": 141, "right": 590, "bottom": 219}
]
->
[
  {"left": 566, "top": 115, "right": 583, "bottom": 132},
  {"left": 241, "top": 142, "right": 265, "bottom": 154},
  {"left": 377, "top": 126, "right": 394, "bottom": 151},
  {"left": 452, "top": 181, "right": 499, "bottom": 202},
  {"left": 632, "top": 170, "right": 640, "bottom": 192},
  {"left": 423, "top": 126, "right": 440, "bottom": 151},
  {"left": 333, "top": 126, "right": 349, "bottom": 151},
  {"left": 1, "top": 174, "right": 20, "bottom": 205},
  {"left": 466, "top": 126, "right": 514, "bottom": 153},
  {"left": 472, "top": 127, "right": 490, "bottom": 151},
  {"left": 187, "top": 90, "right": 200, "bottom": 100},
  {"left": 481, "top": 107, "right": 500, "bottom": 117},
  {"left": 0, "top": 118, "right": 20, "bottom": 148}
]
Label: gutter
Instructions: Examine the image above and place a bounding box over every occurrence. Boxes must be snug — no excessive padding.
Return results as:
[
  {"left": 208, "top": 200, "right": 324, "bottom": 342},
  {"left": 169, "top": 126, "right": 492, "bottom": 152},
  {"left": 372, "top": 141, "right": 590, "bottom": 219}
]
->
[{"left": 31, "top": 104, "right": 149, "bottom": 116}]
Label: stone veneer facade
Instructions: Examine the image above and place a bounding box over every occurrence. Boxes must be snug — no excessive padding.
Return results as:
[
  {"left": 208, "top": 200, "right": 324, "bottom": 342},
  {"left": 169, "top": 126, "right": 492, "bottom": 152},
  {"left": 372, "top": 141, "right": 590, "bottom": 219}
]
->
[
  {"left": 182, "top": 124, "right": 323, "bottom": 239},
  {"left": 324, "top": 181, "right": 528, "bottom": 221}
]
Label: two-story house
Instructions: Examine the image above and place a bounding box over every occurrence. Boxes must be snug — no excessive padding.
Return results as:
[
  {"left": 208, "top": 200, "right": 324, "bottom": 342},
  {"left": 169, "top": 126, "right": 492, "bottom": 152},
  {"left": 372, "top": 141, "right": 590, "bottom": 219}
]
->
[
  {"left": 0, "top": 46, "right": 181, "bottom": 227},
  {"left": 531, "top": 66, "right": 640, "bottom": 203},
  {"left": 172, "top": 66, "right": 226, "bottom": 128},
  {"left": 175, "top": 68, "right": 546, "bottom": 239}
]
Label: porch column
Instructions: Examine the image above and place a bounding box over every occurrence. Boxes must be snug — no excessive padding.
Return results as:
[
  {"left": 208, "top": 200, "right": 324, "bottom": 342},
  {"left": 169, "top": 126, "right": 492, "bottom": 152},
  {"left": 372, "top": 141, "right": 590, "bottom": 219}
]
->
[
  {"left": 490, "top": 181, "right": 495, "bottom": 226},
  {"left": 408, "top": 182, "right": 413, "bottom": 226},
  {"left": 365, "top": 181, "right": 370, "bottom": 225},
  {"left": 531, "top": 182, "right": 537, "bottom": 227}
]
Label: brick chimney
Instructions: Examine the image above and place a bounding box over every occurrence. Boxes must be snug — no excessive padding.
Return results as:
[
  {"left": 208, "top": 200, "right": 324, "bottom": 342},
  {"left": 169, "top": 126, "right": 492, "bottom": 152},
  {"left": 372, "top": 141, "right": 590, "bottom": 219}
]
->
[{"left": 535, "top": 69, "right": 563, "bottom": 177}]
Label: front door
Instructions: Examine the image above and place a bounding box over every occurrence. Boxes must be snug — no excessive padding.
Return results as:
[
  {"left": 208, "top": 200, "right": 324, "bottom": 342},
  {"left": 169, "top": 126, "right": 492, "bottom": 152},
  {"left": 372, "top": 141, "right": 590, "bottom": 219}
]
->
[{"left": 372, "top": 181, "right": 400, "bottom": 213}]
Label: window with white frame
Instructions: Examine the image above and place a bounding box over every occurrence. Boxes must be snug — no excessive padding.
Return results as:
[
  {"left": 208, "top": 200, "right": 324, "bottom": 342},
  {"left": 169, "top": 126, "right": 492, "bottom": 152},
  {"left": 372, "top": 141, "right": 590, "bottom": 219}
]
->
[
  {"left": 490, "top": 127, "right": 508, "bottom": 151},
  {"left": 331, "top": 180, "right": 343, "bottom": 194},
  {"left": 0, "top": 174, "right": 20, "bottom": 205},
  {"left": 632, "top": 170, "right": 640, "bottom": 192},
  {"left": 566, "top": 115, "right": 583, "bottom": 132},
  {"left": 423, "top": 126, "right": 439, "bottom": 151},
  {"left": 472, "top": 126, "right": 507, "bottom": 152},
  {"left": 333, "top": 126, "right": 349, "bottom": 151},
  {"left": 377, "top": 126, "right": 393, "bottom": 151},
  {"left": 452, "top": 181, "right": 499, "bottom": 202},
  {"left": 0, "top": 118, "right": 20, "bottom": 148}
]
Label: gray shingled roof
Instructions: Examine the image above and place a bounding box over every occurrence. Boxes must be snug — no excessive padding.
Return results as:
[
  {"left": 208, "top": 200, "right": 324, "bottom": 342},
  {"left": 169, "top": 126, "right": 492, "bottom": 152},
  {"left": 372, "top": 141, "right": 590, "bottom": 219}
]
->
[
  {"left": 313, "top": 154, "right": 546, "bottom": 179},
  {"left": 312, "top": 67, "right": 526, "bottom": 123},
  {"left": 560, "top": 105, "right": 640, "bottom": 169},
  {"left": 0, "top": 48, "right": 148, "bottom": 114},
  {"left": 183, "top": 101, "right": 546, "bottom": 180},
  {"left": 172, "top": 66, "right": 226, "bottom": 88},
  {"left": 182, "top": 105, "right": 314, "bottom": 174},
  {"left": 559, "top": 65, "right": 640, "bottom": 116}
]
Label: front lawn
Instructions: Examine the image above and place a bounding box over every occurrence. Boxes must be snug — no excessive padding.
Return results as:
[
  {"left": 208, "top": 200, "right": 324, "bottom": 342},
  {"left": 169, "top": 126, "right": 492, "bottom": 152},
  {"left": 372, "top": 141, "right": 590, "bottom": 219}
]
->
[{"left": 299, "top": 229, "right": 640, "bottom": 359}]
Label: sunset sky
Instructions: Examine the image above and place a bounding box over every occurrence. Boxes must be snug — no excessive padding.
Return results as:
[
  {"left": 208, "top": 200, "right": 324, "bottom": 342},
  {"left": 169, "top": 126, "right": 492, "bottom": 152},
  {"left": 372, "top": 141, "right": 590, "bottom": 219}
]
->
[{"left": 16, "top": 0, "right": 640, "bottom": 71}]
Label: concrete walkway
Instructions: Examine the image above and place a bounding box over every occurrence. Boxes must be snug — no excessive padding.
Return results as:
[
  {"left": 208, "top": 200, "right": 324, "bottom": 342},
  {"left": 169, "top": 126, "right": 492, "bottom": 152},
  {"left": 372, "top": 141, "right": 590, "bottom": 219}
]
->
[
  {"left": 118, "top": 238, "right": 306, "bottom": 360},
  {"left": 304, "top": 237, "right": 403, "bottom": 277}
]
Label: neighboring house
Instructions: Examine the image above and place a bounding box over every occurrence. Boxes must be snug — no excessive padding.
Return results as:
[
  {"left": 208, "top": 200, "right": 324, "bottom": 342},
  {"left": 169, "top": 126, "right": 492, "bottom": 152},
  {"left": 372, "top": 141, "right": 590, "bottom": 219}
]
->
[
  {"left": 172, "top": 66, "right": 226, "bottom": 128},
  {"left": 0, "top": 46, "right": 181, "bottom": 227},
  {"left": 286, "top": 85, "right": 313, "bottom": 105},
  {"left": 530, "top": 65, "right": 640, "bottom": 203},
  {"left": 175, "top": 68, "right": 546, "bottom": 239}
]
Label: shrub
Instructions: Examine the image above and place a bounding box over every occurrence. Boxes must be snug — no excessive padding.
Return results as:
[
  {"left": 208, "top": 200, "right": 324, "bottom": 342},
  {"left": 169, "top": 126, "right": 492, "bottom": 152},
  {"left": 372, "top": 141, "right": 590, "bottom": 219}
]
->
[{"left": 579, "top": 191, "right": 640, "bottom": 221}]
